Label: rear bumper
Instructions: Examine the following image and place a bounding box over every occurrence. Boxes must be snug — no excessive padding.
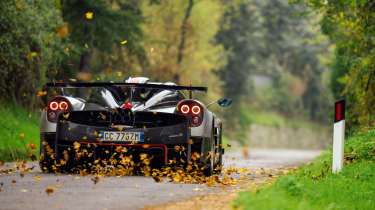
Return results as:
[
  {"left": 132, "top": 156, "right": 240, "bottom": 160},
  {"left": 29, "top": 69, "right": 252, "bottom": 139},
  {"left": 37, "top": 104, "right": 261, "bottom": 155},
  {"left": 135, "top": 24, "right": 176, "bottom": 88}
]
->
[
  {"left": 56, "top": 121, "right": 190, "bottom": 145},
  {"left": 41, "top": 111, "right": 195, "bottom": 166},
  {"left": 55, "top": 110, "right": 190, "bottom": 145}
]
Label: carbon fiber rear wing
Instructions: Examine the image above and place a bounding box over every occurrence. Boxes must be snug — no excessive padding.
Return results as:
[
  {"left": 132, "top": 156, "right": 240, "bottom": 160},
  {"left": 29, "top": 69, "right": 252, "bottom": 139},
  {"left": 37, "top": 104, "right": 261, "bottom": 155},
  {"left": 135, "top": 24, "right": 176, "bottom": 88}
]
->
[{"left": 45, "top": 82, "right": 207, "bottom": 92}]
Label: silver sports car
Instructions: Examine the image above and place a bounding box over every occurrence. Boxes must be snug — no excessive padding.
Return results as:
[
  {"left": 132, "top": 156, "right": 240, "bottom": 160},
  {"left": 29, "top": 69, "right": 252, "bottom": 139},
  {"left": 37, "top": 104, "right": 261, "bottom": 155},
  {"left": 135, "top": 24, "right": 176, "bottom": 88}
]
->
[{"left": 39, "top": 77, "right": 231, "bottom": 175}]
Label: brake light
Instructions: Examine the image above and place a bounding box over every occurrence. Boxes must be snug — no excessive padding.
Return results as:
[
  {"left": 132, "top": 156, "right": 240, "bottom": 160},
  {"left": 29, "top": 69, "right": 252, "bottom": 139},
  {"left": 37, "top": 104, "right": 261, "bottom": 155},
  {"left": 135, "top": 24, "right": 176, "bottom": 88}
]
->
[
  {"left": 121, "top": 102, "right": 133, "bottom": 110},
  {"left": 59, "top": 101, "right": 69, "bottom": 110},
  {"left": 191, "top": 105, "right": 201, "bottom": 115},
  {"left": 47, "top": 98, "right": 71, "bottom": 122},
  {"left": 49, "top": 101, "right": 59, "bottom": 111},
  {"left": 181, "top": 105, "right": 190, "bottom": 114}
]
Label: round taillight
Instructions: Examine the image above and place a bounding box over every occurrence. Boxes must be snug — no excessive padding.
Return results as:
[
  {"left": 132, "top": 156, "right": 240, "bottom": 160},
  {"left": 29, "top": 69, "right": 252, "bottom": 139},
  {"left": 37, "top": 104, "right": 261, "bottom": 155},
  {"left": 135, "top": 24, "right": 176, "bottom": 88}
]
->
[
  {"left": 59, "top": 101, "right": 69, "bottom": 110},
  {"left": 191, "top": 105, "right": 201, "bottom": 115},
  {"left": 181, "top": 105, "right": 190, "bottom": 114},
  {"left": 49, "top": 101, "right": 59, "bottom": 111}
]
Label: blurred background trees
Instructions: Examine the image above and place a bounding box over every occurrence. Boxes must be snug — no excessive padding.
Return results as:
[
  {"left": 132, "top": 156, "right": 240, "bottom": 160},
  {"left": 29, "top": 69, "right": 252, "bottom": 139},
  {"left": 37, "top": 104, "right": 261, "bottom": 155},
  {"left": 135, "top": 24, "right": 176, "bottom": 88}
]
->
[
  {"left": 298, "top": 0, "right": 375, "bottom": 129},
  {"left": 1, "top": 0, "right": 372, "bottom": 141}
]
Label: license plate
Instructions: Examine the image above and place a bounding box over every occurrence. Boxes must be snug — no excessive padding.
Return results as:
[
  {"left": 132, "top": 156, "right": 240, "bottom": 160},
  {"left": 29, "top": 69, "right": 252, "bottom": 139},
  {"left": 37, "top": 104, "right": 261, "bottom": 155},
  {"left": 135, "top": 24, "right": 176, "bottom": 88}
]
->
[{"left": 100, "top": 131, "right": 144, "bottom": 142}]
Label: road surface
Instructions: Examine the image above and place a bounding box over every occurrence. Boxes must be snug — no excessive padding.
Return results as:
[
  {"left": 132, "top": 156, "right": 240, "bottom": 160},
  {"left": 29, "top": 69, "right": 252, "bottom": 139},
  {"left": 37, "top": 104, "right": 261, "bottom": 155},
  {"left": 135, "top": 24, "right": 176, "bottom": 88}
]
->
[{"left": 0, "top": 149, "right": 320, "bottom": 210}]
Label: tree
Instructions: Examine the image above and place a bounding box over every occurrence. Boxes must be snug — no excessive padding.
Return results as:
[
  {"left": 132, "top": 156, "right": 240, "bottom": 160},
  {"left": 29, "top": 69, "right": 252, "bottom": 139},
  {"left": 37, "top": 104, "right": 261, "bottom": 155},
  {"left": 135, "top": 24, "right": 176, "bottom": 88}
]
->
[
  {"left": 216, "top": 0, "right": 331, "bottom": 122},
  {"left": 61, "top": 0, "right": 145, "bottom": 77},
  {"left": 300, "top": 0, "right": 375, "bottom": 128},
  {"left": 140, "top": 0, "right": 225, "bottom": 103},
  {"left": 215, "top": 1, "right": 262, "bottom": 104},
  {"left": 0, "top": 0, "right": 68, "bottom": 107},
  {"left": 175, "top": 0, "right": 194, "bottom": 83}
]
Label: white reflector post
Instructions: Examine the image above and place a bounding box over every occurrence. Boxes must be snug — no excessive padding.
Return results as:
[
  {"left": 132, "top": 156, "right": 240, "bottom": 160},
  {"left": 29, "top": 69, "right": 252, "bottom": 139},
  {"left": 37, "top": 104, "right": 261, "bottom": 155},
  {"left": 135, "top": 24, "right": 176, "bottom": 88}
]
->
[{"left": 332, "top": 100, "right": 346, "bottom": 173}]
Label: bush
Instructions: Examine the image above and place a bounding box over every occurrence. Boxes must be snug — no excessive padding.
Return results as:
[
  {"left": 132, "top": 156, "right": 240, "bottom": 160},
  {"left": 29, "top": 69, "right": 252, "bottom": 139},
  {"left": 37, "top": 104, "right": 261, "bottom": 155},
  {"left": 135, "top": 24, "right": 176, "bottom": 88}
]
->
[{"left": 0, "top": 0, "right": 69, "bottom": 108}]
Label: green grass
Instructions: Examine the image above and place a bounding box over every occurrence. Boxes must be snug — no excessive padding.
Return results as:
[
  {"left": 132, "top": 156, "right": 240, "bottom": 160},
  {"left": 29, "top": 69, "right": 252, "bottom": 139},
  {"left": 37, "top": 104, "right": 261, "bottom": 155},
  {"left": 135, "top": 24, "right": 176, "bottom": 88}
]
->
[
  {"left": 239, "top": 108, "right": 284, "bottom": 128},
  {"left": 0, "top": 103, "right": 40, "bottom": 161},
  {"left": 233, "top": 129, "right": 375, "bottom": 210},
  {"left": 239, "top": 107, "right": 325, "bottom": 129}
]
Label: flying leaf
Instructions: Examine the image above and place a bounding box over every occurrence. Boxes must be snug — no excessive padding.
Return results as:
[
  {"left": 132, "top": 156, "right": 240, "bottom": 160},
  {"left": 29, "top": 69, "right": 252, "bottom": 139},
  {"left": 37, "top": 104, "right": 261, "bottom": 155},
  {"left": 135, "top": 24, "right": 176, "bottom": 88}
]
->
[
  {"left": 85, "top": 11, "right": 94, "bottom": 20},
  {"left": 36, "top": 91, "right": 47, "bottom": 97}
]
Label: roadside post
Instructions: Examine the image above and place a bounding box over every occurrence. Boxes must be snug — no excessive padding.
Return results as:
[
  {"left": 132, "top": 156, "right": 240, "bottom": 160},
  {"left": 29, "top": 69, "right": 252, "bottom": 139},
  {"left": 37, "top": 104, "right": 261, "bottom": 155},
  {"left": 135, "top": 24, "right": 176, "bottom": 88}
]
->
[{"left": 332, "top": 100, "right": 346, "bottom": 173}]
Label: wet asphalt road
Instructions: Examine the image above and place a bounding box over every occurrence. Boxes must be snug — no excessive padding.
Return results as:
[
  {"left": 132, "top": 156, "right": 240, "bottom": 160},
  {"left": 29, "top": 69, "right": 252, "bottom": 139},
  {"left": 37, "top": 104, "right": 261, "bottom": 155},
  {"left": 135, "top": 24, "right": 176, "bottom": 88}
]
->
[{"left": 0, "top": 149, "right": 321, "bottom": 210}]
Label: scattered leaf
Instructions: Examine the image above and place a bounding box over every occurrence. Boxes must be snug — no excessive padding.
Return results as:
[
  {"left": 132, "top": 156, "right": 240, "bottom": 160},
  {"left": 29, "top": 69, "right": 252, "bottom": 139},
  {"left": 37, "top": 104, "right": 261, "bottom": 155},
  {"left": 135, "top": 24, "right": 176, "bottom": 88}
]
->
[
  {"left": 28, "top": 143, "right": 37, "bottom": 150},
  {"left": 85, "top": 11, "right": 94, "bottom": 20},
  {"left": 26, "top": 52, "right": 38, "bottom": 60},
  {"left": 63, "top": 113, "right": 70, "bottom": 119},
  {"left": 91, "top": 176, "right": 100, "bottom": 184},
  {"left": 37, "top": 91, "right": 47, "bottom": 97},
  {"left": 73, "top": 142, "right": 80, "bottom": 150},
  {"left": 45, "top": 186, "right": 55, "bottom": 195},
  {"left": 56, "top": 24, "right": 69, "bottom": 38},
  {"left": 33, "top": 175, "right": 42, "bottom": 182},
  {"left": 152, "top": 176, "right": 162, "bottom": 183}
]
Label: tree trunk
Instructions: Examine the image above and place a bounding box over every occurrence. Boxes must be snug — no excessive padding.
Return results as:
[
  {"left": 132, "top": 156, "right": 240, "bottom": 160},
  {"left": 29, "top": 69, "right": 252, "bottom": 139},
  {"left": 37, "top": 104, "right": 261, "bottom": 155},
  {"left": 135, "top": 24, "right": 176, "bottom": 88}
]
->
[
  {"left": 79, "top": 51, "right": 91, "bottom": 73},
  {"left": 175, "top": 0, "right": 194, "bottom": 83}
]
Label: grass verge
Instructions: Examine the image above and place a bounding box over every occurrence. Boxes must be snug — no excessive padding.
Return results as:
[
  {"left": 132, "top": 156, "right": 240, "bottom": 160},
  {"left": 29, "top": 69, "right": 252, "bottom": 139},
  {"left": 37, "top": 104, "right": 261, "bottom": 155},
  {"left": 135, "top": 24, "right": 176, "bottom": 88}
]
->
[
  {"left": 0, "top": 103, "right": 40, "bottom": 161},
  {"left": 233, "top": 128, "right": 375, "bottom": 210}
]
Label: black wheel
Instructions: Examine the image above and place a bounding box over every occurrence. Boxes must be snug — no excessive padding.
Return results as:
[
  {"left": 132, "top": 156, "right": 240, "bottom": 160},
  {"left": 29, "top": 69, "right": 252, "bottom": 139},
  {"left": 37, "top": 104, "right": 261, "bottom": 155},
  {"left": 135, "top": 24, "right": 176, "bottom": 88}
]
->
[
  {"left": 214, "top": 124, "right": 223, "bottom": 174},
  {"left": 204, "top": 123, "right": 215, "bottom": 176}
]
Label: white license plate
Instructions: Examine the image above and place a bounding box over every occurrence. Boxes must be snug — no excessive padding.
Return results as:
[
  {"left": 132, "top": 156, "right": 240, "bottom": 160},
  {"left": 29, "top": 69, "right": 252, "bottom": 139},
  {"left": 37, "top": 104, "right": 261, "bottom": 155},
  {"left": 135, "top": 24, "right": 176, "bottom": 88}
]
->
[{"left": 100, "top": 131, "right": 144, "bottom": 142}]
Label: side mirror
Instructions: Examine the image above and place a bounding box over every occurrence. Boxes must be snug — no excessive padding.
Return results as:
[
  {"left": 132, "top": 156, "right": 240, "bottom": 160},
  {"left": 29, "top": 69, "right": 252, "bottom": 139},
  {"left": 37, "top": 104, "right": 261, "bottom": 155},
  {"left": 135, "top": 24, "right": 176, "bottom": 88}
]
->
[{"left": 217, "top": 98, "right": 232, "bottom": 107}]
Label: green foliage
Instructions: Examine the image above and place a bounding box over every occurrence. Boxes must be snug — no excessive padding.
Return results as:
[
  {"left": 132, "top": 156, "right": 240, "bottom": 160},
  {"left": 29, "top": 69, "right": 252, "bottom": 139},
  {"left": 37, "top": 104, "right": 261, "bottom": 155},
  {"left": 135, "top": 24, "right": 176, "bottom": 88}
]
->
[
  {"left": 215, "top": 1, "right": 258, "bottom": 103},
  {"left": 141, "top": 0, "right": 225, "bottom": 104},
  {"left": 60, "top": 0, "right": 146, "bottom": 77},
  {"left": 0, "top": 0, "right": 68, "bottom": 107},
  {"left": 234, "top": 129, "right": 375, "bottom": 210},
  {"left": 0, "top": 103, "right": 39, "bottom": 161},
  {"left": 300, "top": 0, "right": 375, "bottom": 128},
  {"left": 239, "top": 108, "right": 284, "bottom": 128},
  {"left": 62, "top": 0, "right": 143, "bottom": 53},
  {"left": 216, "top": 0, "right": 332, "bottom": 125}
]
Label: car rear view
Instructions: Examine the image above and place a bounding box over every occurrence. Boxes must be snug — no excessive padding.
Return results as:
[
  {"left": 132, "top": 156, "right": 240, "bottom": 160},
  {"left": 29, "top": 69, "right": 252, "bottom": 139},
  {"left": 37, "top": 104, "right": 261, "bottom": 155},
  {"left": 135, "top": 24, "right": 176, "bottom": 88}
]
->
[{"left": 39, "top": 81, "right": 221, "bottom": 174}]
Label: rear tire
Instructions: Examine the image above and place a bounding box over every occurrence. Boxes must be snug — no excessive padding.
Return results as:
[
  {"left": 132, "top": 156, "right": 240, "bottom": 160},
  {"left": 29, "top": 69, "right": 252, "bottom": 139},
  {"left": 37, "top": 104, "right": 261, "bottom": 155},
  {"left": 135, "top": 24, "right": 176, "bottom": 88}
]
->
[
  {"left": 203, "top": 141, "right": 214, "bottom": 176},
  {"left": 204, "top": 124, "right": 215, "bottom": 176},
  {"left": 214, "top": 124, "right": 223, "bottom": 174}
]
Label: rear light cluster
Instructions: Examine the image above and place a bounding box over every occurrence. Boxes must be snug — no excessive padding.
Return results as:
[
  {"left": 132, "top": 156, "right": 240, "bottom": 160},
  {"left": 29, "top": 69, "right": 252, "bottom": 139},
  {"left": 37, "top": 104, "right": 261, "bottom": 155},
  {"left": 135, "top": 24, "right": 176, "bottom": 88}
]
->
[
  {"left": 177, "top": 100, "right": 204, "bottom": 127},
  {"left": 47, "top": 97, "right": 71, "bottom": 122}
]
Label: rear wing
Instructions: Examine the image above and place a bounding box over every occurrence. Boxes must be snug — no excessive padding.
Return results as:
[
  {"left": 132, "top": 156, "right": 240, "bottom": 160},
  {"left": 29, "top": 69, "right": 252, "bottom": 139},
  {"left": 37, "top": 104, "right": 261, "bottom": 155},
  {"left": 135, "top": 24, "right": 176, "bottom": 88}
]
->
[{"left": 44, "top": 82, "right": 207, "bottom": 92}]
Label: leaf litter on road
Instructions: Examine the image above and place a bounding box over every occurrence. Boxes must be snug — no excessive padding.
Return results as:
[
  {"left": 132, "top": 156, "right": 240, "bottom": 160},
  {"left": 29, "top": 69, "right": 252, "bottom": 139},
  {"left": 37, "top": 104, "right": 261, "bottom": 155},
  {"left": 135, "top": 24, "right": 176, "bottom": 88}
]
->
[
  {"left": 1, "top": 140, "right": 295, "bottom": 202},
  {"left": 45, "top": 186, "right": 55, "bottom": 195}
]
